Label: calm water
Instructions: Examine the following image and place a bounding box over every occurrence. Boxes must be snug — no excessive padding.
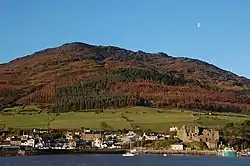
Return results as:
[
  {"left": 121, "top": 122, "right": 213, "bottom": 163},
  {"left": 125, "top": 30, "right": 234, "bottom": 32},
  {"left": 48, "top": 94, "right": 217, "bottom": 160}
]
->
[{"left": 0, "top": 154, "right": 249, "bottom": 166}]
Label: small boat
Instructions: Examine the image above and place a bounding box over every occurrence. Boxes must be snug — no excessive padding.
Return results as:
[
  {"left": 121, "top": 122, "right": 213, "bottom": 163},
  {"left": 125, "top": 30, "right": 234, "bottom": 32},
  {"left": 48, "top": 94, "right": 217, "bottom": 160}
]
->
[
  {"left": 163, "top": 154, "right": 168, "bottom": 157},
  {"left": 123, "top": 149, "right": 138, "bottom": 157},
  {"left": 248, "top": 152, "right": 250, "bottom": 157},
  {"left": 123, "top": 140, "right": 137, "bottom": 157},
  {"left": 123, "top": 152, "right": 135, "bottom": 157}
]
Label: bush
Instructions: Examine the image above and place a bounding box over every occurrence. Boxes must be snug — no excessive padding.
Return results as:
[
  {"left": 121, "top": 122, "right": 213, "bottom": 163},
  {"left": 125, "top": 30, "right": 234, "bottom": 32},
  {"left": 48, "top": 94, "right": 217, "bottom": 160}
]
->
[{"left": 100, "top": 122, "right": 113, "bottom": 130}]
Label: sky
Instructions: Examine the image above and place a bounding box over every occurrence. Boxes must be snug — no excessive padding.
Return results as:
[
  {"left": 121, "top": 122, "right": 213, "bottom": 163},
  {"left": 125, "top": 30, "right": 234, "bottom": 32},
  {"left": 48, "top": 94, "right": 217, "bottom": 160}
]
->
[{"left": 1, "top": 0, "right": 250, "bottom": 78}]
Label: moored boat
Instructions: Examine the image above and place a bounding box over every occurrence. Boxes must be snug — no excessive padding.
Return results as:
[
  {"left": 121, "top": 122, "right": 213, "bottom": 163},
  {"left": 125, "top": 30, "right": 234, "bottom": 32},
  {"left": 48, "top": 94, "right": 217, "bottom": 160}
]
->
[
  {"left": 122, "top": 140, "right": 137, "bottom": 157},
  {"left": 122, "top": 152, "right": 135, "bottom": 157}
]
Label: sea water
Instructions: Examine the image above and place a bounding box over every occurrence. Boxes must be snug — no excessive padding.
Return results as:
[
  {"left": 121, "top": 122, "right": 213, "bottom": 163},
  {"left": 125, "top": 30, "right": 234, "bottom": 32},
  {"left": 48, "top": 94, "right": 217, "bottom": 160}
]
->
[{"left": 0, "top": 154, "right": 249, "bottom": 166}]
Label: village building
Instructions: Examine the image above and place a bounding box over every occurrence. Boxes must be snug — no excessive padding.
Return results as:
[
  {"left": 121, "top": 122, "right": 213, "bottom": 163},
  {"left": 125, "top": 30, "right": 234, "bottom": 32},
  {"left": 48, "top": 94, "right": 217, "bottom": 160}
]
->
[
  {"left": 120, "top": 131, "right": 137, "bottom": 143},
  {"left": 170, "top": 126, "right": 178, "bottom": 132},
  {"left": 20, "top": 139, "right": 35, "bottom": 147},
  {"left": 170, "top": 143, "right": 184, "bottom": 150},
  {"left": 141, "top": 132, "right": 158, "bottom": 141},
  {"left": 81, "top": 131, "right": 102, "bottom": 141},
  {"left": 10, "top": 137, "right": 21, "bottom": 146},
  {"left": 65, "top": 131, "right": 74, "bottom": 140}
]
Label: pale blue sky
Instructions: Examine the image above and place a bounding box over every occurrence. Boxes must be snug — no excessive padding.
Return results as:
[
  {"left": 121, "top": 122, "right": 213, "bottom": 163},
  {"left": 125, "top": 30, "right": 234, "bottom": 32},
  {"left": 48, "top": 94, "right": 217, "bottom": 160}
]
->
[{"left": 1, "top": 0, "right": 250, "bottom": 78}]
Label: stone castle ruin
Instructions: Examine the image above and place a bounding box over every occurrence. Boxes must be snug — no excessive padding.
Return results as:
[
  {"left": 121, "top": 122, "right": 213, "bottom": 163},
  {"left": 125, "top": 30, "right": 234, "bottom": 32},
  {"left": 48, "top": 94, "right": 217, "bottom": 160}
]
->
[{"left": 177, "top": 125, "right": 219, "bottom": 150}]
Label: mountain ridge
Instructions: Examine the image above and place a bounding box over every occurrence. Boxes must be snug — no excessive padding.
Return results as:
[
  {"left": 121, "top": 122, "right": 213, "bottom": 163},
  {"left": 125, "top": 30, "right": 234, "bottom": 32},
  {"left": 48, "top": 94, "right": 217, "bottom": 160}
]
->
[
  {"left": 3, "top": 42, "right": 249, "bottom": 80},
  {"left": 0, "top": 42, "right": 249, "bottom": 113}
]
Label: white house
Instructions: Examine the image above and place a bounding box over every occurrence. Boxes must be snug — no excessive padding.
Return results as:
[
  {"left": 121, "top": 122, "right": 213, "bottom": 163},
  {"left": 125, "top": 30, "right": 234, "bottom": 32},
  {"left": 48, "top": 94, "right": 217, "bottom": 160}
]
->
[
  {"left": 92, "top": 138, "right": 106, "bottom": 149},
  {"left": 33, "top": 129, "right": 49, "bottom": 134},
  {"left": 21, "top": 139, "right": 35, "bottom": 147},
  {"left": 65, "top": 132, "right": 73, "bottom": 140},
  {"left": 170, "top": 144, "right": 184, "bottom": 150},
  {"left": 142, "top": 133, "right": 158, "bottom": 141},
  {"left": 170, "top": 126, "right": 178, "bottom": 132},
  {"left": 74, "top": 132, "right": 80, "bottom": 136},
  {"left": 6, "top": 137, "right": 11, "bottom": 141},
  {"left": 84, "top": 129, "right": 91, "bottom": 134},
  {"left": 126, "top": 131, "right": 136, "bottom": 137}
]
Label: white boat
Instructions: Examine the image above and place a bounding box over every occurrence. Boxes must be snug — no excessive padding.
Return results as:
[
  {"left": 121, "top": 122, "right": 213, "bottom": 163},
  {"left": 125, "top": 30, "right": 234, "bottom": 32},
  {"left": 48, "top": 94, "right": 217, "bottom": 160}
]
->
[
  {"left": 123, "top": 141, "right": 137, "bottom": 157},
  {"left": 123, "top": 149, "right": 138, "bottom": 157},
  {"left": 123, "top": 152, "right": 135, "bottom": 157},
  {"left": 163, "top": 154, "right": 168, "bottom": 157}
]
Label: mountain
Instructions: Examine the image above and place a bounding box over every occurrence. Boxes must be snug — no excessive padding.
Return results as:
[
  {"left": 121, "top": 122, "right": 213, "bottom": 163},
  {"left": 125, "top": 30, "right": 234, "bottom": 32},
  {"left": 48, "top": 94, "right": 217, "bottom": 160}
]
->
[{"left": 0, "top": 42, "right": 250, "bottom": 113}]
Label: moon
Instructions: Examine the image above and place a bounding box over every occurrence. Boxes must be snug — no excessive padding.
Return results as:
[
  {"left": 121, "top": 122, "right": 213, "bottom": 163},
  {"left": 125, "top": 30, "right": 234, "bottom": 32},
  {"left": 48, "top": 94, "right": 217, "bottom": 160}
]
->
[{"left": 197, "top": 22, "right": 201, "bottom": 28}]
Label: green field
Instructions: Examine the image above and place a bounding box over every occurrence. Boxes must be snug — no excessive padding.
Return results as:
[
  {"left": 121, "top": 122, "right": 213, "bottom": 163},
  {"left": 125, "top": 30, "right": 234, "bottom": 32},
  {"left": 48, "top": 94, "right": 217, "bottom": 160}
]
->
[{"left": 0, "top": 107, "right": 249, "bottom": 131}]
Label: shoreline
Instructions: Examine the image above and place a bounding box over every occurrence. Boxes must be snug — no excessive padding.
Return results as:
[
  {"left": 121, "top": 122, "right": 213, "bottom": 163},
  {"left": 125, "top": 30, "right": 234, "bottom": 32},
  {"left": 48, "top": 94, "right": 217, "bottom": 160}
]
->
[
  {"left": 1, "top": 148, "right": 248, "bottom": 157},
  {"left": 142, "top": 149, "right": 217, "bottom": 156},
  {"left": 0, "top": 149, "right": 218, "bottom": 157},
  {"left": 1, "top": 149, "right": 127, "bottom": 157}
]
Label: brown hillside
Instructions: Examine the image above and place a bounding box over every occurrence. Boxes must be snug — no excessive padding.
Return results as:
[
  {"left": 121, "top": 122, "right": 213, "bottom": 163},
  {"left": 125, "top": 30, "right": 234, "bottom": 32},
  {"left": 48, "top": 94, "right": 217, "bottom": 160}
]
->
[{"left": 0, "top": 42, "right": 250, "bottom": 113}]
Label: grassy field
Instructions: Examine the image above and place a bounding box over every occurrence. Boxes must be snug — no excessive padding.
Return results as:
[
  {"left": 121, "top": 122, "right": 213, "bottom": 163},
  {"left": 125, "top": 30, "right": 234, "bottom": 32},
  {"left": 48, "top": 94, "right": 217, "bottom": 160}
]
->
[{"left": 0, "top": 106, "right": 249, "bottom": 131}]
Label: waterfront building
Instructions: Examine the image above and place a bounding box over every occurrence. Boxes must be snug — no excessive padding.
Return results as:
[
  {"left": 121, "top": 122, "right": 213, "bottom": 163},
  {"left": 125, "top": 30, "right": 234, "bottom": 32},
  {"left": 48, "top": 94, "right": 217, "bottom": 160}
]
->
[{"left": 170, "top": 144, "right": 184, "bottom": 150}]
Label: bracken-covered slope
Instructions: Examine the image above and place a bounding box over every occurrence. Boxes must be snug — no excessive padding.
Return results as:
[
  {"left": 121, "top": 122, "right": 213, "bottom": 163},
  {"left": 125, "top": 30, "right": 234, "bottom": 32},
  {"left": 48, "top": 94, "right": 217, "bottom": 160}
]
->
[{"left": 0, "top": 42, "right": 250, "bottom": 113}]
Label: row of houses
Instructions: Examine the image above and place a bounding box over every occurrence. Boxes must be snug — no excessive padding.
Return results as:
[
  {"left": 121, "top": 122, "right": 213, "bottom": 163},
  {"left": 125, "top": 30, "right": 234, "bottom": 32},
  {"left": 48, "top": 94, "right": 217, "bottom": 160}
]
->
[{"left": 0, "top": 125, "right": 220, "bottom": 151}]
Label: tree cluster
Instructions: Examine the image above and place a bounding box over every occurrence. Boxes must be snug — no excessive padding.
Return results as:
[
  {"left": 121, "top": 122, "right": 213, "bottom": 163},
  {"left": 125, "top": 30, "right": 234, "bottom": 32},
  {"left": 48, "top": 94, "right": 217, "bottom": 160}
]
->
[{"left": 221, "top": 120, "right": 250, "bottom": 150}]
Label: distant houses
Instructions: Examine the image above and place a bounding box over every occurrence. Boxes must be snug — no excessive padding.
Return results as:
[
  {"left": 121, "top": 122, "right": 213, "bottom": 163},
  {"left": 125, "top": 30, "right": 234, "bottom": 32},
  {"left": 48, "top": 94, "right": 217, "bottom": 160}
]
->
[{"left": 0, "top": 125, "right": 223, "bottom": 152}]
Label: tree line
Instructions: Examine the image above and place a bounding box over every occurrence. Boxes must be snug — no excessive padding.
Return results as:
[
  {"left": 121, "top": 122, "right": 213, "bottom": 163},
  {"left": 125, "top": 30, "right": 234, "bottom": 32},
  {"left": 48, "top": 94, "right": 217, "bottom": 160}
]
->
[
  {"left": 2, "top": 68, "right": 249, "bottom": 114},
  {"left": 48, "top": 68, "right": 250, "bottom": 113}
]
